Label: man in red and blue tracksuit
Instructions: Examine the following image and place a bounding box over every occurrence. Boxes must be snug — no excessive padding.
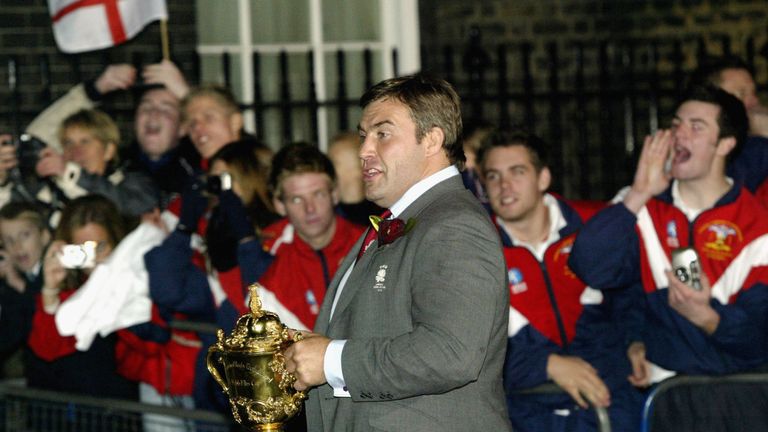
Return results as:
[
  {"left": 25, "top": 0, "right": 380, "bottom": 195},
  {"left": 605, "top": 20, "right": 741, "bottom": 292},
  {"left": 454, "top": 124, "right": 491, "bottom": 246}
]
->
[
  {"left": 569, "top": 86, "right": 768, "bottom": 405},
  {"left": 477, "top": 129, "right": 643, "bottom": 432}
]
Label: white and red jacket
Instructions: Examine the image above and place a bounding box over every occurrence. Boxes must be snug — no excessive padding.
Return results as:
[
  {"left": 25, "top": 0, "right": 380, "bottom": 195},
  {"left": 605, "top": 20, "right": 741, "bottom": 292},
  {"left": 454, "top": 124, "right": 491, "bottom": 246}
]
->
[
  {"left": 257, "top": 216, "right": 364, "bottom": 330},
  {"left": 569, "top": 183, "right": 768, "bottom": 378}
]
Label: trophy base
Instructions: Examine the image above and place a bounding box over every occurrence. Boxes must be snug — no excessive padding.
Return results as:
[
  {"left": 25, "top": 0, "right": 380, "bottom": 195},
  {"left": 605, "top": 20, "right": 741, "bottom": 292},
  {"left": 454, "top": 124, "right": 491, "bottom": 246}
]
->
[{"left": 256, "top": 423, "right": 283, "bottom": 431}]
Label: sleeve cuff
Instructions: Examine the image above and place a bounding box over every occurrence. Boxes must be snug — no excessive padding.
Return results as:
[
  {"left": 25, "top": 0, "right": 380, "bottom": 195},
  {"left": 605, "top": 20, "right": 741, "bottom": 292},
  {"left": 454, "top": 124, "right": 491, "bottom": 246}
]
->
[
  {"left": 323, "top": 339, "right": 350, "bottom": 397},
  {"left": 83, "top": 79, "right": 103, "bottom": 102}
]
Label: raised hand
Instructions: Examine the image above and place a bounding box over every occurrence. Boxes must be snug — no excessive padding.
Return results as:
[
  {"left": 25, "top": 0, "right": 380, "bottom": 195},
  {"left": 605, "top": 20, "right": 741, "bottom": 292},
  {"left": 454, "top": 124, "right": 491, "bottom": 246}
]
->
[
  {"left": 0, "top": 249, "right": 25, "bottom": 293},
  {"left": 0, "top": 134, "right": 18, "bottom": 183},
  {"left": 142, "top": 60, "right": 189, "bottom": 100},
  {"left": 35, "top": 147, "right": 66, "bottom": 178},
  {"left": 624, "top": 129, "right": 674, "bottom": 214},
  {"left": 94, "top": 64, "right": 137, "bottom": 95}
]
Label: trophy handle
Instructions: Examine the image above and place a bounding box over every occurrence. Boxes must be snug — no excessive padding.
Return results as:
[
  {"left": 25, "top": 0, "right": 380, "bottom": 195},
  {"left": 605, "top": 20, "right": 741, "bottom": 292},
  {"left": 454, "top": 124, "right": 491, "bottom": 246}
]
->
[{"left": 206, "top": 343, "right": 229, "bottom": 395}]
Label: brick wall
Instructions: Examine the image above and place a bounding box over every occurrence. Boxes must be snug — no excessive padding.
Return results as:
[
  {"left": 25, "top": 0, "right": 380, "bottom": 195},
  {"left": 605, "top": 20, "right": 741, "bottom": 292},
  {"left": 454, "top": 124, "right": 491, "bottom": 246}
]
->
[
  {"left": 0, "top": 0, "right": 198, "bottom": 140},
  {"left": 418, "top": 0, "right": 768, "bottom": 198},
  {"left": 419, "top": 0, "right": 768, "bottom": 82}
]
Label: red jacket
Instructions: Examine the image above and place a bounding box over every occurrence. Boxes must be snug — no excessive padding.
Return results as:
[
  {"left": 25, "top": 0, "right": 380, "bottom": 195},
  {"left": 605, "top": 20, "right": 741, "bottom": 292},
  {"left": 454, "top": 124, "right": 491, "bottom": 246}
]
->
[
  {"left": 259, "top": 216, "right": 364, "bottom": 329},
  {"left": 28, "top": 290, "right": 78, "bottom": 361}
]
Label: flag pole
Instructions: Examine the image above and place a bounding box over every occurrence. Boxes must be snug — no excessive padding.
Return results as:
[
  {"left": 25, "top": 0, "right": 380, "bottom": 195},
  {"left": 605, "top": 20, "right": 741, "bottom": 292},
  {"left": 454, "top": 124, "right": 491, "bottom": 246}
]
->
[{"left": 160, "top": 18, "right": 170, "bottom": 61}]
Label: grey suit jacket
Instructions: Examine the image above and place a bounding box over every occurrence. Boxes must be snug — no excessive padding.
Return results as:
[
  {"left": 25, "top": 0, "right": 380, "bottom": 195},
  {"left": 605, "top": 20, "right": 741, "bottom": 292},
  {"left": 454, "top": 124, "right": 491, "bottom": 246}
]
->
[{"left": 306, "top": 175, "right": 512, "bottom": 432}]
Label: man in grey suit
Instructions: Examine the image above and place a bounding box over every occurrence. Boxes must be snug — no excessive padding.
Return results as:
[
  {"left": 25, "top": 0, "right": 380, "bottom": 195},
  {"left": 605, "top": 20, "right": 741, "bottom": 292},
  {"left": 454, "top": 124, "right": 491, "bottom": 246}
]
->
[{"left": 284, "top": 74, "right": 512, "bottom": 431}]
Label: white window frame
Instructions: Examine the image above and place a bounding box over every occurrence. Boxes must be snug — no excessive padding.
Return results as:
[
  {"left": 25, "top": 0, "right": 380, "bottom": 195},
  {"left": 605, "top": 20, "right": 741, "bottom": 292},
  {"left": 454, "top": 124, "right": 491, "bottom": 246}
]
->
[{"left": 196, "top": 0, "right": 420, "bottom": 151}]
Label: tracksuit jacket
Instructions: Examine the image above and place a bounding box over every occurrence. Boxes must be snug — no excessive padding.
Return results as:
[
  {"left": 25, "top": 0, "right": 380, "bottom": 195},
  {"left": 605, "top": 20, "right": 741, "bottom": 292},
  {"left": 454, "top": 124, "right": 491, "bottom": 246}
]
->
[
  {"left": 568, "top": 183, "right": 768, "bottom": 377},
  {"left": 499, "top": 194, "right": 642, "bottom": 432},
  {"left": 258, "top": 216, "right": 364, "bottom": 330}
]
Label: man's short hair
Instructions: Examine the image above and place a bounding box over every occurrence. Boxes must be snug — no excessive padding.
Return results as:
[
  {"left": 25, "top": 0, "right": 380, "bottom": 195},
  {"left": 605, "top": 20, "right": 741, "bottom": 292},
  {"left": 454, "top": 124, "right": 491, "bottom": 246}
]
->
[
  {"left": 181, "top": 85, "right": 240, "bottom": 122},
  {"left": 688, "top": 55, "right": 755, "bottom": 89},
  {"left": 59, "top": 109, "right": 121, "bottom": 147},
  {"left": 680, "top": 85, "right": 749, "bottom": 159},
  {"left": 360, "top": 74, "right": 465, "bottom": 168},
  {"left": 476, "top": 128, "right": 549, "bottom": 174},
  {"left": 268, "top": 143, "right": 336, "bottom": 199},
  {"left": 0, "top": 201, "right": 49, "bottom": 233}
]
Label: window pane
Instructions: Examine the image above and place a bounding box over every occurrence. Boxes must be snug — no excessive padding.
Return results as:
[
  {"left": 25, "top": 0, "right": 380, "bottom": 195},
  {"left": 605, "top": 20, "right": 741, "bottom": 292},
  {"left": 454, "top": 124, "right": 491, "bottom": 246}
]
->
[
  {"left": 195, "top": 0, "right": 239, "bottom": 44},
  {"left": 322, "top": 0, "right": 379, "bottom": 42},
  {"left": 251, "top": 0, "right": 310, "bottom": 43},
  {"left": 254, "top": 52, "right": 314, "bottom": 146},
  {"left": 323, "top": 49, "right": 384, "bottom": 135}
]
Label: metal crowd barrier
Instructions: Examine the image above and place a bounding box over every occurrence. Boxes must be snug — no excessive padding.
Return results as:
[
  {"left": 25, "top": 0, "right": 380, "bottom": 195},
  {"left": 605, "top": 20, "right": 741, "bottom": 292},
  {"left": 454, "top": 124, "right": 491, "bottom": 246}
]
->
[
  {"left": 0, "top": 383, "right": 236, "bottom": 432},
  {"left": 640, "top": 373, "right": 768, "bottom": 432},
  {"left": 514, "top": 382, "right": 612, "bottom": 432}
]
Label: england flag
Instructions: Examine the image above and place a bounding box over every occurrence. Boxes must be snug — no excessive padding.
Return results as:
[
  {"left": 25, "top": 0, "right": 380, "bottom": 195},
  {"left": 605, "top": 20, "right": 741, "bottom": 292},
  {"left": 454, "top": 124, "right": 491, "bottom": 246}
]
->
[{"left": 48, "top": 0, "right": 167, "bottom": 53}]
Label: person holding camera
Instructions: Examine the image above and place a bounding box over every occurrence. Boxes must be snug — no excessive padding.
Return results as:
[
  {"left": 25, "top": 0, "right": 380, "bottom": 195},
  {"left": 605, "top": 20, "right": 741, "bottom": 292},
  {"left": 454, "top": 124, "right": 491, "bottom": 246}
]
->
[
  {"left": 138, "top": 138, "right": 282, "bottom": 414},
  {"left": 568, "top": 85, "right": 768, "bottom": 395},
  {"left": 34, "top": 108, "right": 159, "bottom": 221},
  {"left": 17, "top": 61, "right": 196, "bottom": 210},
  {"left": 25, "top": 195, "right": 137, "bottom": 399}
]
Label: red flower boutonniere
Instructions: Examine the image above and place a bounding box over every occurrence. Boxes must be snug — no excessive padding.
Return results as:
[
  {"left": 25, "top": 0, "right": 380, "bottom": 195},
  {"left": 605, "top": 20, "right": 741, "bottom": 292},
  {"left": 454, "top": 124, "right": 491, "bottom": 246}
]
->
[{"left": 369, "top": 215, "right": 417, "bottom": 246}]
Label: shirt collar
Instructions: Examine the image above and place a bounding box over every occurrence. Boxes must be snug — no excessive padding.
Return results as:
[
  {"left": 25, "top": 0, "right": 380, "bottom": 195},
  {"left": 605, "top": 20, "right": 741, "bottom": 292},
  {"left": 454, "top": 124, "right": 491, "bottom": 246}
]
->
[
  {"left": 388, "top": 165, "right": 460, "bottom": 218},
  {"left": 671, "top": 177, "right": 733, "bottom": 221},
  {"left": 497, "top": 193, "right": 566, "bottom": 260}
]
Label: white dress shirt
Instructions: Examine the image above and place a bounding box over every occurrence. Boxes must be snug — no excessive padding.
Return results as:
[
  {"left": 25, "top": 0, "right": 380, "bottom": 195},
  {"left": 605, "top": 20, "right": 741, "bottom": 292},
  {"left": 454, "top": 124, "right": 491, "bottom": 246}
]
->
[{"left": 324, "top": 165, "right": 460, "bottom": 397}]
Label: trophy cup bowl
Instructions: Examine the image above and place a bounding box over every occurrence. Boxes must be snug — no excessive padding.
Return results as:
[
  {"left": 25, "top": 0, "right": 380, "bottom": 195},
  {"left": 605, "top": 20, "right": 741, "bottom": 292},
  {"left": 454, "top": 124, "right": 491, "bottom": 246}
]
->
[{"left": 207, "top": 283, "right": 306, "bottom": 431}]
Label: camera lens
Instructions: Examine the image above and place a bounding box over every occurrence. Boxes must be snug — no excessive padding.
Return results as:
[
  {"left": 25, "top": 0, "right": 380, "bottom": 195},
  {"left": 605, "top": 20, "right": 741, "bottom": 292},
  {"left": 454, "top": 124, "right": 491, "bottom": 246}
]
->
[{"left": 675, "top": 267, "right": 689, "bottom": 283}]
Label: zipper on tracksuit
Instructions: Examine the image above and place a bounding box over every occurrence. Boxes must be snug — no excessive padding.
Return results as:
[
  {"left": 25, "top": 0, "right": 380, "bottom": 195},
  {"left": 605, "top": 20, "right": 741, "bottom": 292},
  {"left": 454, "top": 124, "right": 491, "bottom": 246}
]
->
[{"left": 538, "top": 258, "right": 570, "bottom": 349}]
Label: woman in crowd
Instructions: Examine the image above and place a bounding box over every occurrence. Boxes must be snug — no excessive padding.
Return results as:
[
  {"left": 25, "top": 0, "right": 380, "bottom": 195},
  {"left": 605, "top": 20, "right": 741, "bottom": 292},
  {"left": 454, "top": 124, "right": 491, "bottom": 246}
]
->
[
  {"left": 143, "top": 137, "right": 279, "bottom": 413},
  {"left": 25, "top": 194, "right": 137, "bottom": 399}
]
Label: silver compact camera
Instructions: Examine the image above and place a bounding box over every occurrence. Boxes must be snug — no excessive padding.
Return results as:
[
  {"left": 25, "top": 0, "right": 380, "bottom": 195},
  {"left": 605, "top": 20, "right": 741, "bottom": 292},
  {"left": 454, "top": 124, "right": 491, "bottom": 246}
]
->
[
  {"left": 58, "top": 241, "right": 97, "bottom": 269},
  {"left": 205, "top": 172, "right": 233, "bottom": 195},
  {"left": 671, "top": 247, "right": 702, "bottom": 291}
]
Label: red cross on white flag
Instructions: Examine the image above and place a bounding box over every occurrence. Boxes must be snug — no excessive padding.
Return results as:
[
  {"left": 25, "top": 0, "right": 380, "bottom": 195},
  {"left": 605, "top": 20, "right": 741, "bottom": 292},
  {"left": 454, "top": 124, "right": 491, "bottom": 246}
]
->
[{"left": 48, "top": 0, "right": 168, "bottom": 53}]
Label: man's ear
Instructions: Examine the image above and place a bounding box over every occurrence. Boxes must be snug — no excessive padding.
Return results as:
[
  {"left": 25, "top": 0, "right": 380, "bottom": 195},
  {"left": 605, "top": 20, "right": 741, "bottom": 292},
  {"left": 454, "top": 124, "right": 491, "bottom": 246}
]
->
[
  {"left": 229, "top": 112, "right": 244, "bottom": 138},
  {"left": 331, "top": 185, "right": 339, "bottom": 207},
  {"left": 716, "top": 136, "right": 737, "bottom": 158},
  {"left": 273, "top": 196, "right": 286, "bottom": 217},
  {"left": 103, "top": 141, "right": 118, "bottom": 163},
  {"left": 423, "top": 127, "right": 445, "bottom": 158},
  {"left": 538, "top": 167, "right": 552, "bottom": 192},
  {"left": 41, "top": 229, "right": 51, "bottom": 247}
]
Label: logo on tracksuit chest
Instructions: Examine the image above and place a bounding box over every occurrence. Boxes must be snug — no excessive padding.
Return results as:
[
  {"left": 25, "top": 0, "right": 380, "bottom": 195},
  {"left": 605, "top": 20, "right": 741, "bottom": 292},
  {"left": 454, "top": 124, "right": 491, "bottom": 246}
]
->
[
  {"left": 666, "top": 220, "right": 680, "bottom": 248},
  {"left": 700, "top": 220, "right": 742, "bottom": 260},
  {"left": 508, "top": 268, "right": 528, "bottom": 294}
]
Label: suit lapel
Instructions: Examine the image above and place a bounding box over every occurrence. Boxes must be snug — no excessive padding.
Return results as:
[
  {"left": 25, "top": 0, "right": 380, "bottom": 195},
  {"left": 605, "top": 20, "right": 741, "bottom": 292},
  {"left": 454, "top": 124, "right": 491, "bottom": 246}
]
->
[{"left": 324, "top": 176, "right": 466, "bottom": 330}]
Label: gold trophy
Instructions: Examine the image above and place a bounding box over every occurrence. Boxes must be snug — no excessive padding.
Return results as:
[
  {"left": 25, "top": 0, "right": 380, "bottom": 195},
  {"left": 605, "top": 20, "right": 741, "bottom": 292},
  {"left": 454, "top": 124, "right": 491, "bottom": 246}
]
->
[{"left": 207, "top": 283, "right": 306, "bottom": 431}]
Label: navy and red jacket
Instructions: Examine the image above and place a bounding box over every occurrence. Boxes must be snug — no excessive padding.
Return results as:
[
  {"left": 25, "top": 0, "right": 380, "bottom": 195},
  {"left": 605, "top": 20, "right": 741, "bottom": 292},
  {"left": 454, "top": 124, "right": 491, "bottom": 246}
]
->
[
  {"left": 727, "top": 135, "right": 768, "bottom": 194},
  {"left": 500, "top": 195, "right": 632, "bottom": 392},
  {"left": 500, "top": 195, "right": 643, "bottom": 431},
  {"left": 569, "top": 183, "right": 768, "bottom": 376},
  {"left": 119, "top": 196, "right": 272, "bottom": 398},
  {"left": 258, "top": 215, "right": 364, "bottom": 330}
]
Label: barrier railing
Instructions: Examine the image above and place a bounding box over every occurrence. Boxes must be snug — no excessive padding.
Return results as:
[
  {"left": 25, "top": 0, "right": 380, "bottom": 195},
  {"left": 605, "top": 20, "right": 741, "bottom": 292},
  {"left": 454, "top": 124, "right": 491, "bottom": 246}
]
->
[
  {"left": 640, "top": 373, "right": 768, "bottom": 432},
  {"left": 0, "top": 383, "right": 235, "bottom": 432},
  {"left": 514, "top": 382, "right": 612, "bottom": 432}
]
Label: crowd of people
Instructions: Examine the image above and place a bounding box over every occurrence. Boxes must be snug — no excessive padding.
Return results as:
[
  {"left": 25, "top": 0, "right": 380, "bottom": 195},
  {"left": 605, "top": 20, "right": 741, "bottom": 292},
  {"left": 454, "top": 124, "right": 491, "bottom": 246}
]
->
[{"left": 0, "top": 54, "right": 766, "bottom": 432}]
